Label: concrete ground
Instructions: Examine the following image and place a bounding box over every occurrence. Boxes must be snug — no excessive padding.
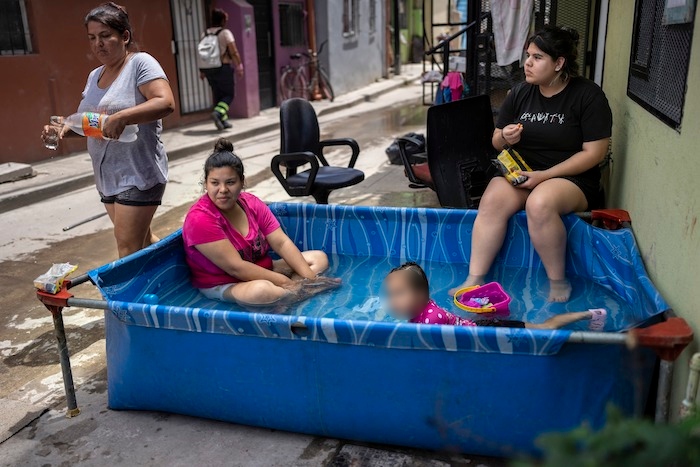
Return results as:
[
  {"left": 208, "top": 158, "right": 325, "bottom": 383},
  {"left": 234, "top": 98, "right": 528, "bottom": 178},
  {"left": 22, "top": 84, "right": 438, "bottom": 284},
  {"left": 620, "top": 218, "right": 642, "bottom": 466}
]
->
[{"left": 0, "top": 71, "right": 508, "bottom": 466}]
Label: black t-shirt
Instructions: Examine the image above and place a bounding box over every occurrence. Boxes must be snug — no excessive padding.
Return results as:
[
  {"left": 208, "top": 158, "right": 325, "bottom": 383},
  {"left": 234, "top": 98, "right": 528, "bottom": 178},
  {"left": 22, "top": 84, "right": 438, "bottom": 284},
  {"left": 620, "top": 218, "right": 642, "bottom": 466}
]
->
[{"left": 496, "top": 77, "right": 612, "bottom": 186}]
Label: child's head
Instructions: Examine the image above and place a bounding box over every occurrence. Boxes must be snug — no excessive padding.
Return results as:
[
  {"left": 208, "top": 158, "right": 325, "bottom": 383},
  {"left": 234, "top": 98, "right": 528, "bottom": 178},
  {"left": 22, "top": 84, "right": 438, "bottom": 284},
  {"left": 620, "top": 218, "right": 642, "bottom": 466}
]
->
[{"left": 384, "top": 262, "right": 430, "bottom": 320}]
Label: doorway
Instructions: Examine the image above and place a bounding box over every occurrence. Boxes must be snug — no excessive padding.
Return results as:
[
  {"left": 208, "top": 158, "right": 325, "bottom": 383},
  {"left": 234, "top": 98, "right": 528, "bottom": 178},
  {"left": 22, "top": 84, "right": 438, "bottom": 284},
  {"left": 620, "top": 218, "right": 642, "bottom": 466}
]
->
[
  {"left": 248, "top": 0, "right": 277, "bottom": 109},
  {"left": 170, "top": 0, "right": 212, "bottom": 114}
]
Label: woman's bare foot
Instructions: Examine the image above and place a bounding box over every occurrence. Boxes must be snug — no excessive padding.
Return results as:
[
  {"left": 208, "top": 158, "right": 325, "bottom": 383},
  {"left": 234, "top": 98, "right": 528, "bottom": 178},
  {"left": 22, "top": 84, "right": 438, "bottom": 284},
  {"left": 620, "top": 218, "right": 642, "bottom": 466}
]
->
[
  {"left": 280, "top": 276, "right": 341, "bottom": 305},
  {"left": 448, "top": 274, "right": 486, "bottom": 296},
  {"left": 548, "top": 279, "right": 572, "bottom": 302},
  {"left": 587, "top": 308, "right": 607, "bottom": 331}
]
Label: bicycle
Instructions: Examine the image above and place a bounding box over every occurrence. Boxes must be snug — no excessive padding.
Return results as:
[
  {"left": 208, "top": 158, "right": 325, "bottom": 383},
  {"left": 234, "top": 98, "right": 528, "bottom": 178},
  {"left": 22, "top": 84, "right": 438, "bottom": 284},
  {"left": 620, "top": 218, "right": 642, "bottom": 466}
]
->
[{"left": 279, "top": 40, "right": 334, "bottom": 102}]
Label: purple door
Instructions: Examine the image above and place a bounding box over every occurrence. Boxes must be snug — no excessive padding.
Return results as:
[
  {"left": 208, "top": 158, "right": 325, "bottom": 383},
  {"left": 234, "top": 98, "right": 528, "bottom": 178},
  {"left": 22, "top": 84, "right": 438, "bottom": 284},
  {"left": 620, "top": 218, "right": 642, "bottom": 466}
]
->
[
  {"left": 246, "top": 0, "right": 277, "bottom": 109},
  {"left": 272, "top": 0, "right": 308, "bottom": 105}
]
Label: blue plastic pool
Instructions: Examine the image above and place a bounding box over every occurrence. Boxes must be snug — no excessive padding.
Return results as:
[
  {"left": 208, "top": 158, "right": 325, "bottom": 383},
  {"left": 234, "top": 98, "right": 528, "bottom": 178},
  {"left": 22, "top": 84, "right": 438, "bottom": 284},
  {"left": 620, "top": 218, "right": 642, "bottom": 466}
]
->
[{"left": 88, "top": 204, "right": 667, "bottom": 456}]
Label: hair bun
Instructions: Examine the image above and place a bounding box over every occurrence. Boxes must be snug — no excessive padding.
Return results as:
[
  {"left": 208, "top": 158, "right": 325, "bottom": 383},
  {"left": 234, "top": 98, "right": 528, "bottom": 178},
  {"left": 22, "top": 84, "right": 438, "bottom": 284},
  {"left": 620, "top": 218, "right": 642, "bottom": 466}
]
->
[
  {"left": 561, "top": 26, "right": 579, "bottom": 46},
  {"left": 214, "top": 138, "right": 234, "bottom": 153}
]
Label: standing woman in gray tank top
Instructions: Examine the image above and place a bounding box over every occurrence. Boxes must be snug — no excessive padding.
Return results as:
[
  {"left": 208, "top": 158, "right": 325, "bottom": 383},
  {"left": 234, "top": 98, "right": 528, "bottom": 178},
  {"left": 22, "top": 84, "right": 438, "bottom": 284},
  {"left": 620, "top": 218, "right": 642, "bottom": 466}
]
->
[{"left": 41, "top": 2, "right": 175, "bottom": 258}]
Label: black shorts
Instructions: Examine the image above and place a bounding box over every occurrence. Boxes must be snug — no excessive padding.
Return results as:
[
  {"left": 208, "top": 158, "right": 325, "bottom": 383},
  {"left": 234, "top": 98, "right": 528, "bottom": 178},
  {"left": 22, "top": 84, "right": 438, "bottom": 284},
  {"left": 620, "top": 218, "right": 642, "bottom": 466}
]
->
[
  {"left": 100, "top": 183, "right": 166, "bottom": 206},
  {"left": 558, "top": 176, "right": 601, "bottom": 210},
  {"left": 474, "top": 319, "right": 526, "bottom": 328}
]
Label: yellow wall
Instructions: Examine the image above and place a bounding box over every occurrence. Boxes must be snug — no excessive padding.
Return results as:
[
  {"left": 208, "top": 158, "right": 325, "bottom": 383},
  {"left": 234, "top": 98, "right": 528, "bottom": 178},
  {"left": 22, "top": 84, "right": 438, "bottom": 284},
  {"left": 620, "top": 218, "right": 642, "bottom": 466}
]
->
[{"left": 603, "top": 0, "right": 700, "bottom": 418}]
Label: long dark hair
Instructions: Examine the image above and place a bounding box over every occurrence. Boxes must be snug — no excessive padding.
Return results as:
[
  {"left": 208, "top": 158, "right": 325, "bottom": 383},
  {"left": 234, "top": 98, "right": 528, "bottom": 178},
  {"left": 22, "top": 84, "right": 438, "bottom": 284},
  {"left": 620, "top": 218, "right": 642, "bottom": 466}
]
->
[
  {"left": 389, "top": 262, "right": 430, "bottom": 297},
  {"left": 85, "top": 2, "right": 137, "bottom": 51},
  {"left": 526, "top": 25, "right": 580, "bottom": 81},
  {"left": 204, "top": 138, "right": 245, "bottom": 182}
]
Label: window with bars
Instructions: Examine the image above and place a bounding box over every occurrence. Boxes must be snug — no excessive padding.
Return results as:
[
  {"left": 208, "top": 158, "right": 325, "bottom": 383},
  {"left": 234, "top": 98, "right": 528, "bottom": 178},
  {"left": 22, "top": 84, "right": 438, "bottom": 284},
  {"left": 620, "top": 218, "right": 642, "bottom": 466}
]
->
[
  {"left": 343, "top": 0, "right": 359, "bottom": 37},
  {"left": 627, "top": 0, "right": 696, "bottom": 130},
  {"left": 0, "top": 0, "right": 32, "bottom": 55},
  {"left": 279, "top": 3, "right": 306, "bottom": 47},
  {"left": 369, "top": 0, "right": 377, "bottom": 33}
]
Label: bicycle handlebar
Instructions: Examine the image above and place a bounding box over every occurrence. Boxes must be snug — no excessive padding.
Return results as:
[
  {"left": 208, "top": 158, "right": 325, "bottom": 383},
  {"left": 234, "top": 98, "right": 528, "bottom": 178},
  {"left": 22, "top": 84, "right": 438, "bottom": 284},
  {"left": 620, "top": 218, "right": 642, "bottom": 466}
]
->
[{"left": 288, "top": 40, "right": 328, "bottom": 61}]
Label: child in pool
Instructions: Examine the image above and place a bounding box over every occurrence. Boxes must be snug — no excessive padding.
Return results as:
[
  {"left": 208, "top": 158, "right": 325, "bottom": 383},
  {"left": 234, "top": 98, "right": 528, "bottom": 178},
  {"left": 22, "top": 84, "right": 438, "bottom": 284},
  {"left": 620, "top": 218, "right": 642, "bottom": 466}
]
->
[{"left": 385, "top": 262, "right": 606, "bottom": 330}]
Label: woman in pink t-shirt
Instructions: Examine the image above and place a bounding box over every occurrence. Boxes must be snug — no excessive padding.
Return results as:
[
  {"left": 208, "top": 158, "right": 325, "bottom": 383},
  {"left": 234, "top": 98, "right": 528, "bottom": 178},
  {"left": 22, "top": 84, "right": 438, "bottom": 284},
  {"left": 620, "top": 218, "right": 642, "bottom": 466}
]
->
[{"left": 183, "top": 138, "right": 339, "bottom": 305}]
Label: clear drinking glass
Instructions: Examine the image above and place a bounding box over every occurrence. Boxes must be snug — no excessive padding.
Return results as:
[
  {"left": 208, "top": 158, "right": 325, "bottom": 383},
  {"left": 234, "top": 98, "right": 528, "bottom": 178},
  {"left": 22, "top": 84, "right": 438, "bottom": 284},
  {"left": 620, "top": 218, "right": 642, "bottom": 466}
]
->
[{"left": 44, "top": 116, "right": 64, "bottom": 150}]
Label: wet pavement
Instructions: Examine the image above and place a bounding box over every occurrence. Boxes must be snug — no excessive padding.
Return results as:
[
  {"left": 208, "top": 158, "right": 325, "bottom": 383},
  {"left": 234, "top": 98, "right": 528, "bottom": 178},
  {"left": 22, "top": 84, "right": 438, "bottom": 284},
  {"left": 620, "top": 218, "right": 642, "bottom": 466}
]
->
[
  {"left": 0, "top": 81, "right": 513, "bottom": 465},
  {"left": 0, "top": 85, "right": 427, "bottom": 400}
]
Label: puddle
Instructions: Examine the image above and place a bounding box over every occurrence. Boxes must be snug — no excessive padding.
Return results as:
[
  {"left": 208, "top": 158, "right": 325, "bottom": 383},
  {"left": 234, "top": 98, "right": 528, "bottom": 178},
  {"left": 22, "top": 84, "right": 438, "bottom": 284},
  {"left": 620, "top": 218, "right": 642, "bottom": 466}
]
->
[{"left": 322, "top": 102, "right": 428, "bottom": 147}]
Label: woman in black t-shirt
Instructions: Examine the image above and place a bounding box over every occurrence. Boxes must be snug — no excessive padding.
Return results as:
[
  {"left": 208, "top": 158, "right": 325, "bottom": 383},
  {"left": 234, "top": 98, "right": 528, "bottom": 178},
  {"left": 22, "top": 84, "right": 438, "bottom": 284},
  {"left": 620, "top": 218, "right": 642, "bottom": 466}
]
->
[{"left": 452, "top": 26, "right": 612, "bottom": 302}]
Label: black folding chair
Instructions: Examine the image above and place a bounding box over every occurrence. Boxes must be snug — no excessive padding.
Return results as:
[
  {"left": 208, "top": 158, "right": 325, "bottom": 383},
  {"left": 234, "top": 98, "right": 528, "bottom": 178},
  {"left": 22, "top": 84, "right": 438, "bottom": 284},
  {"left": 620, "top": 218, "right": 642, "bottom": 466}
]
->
[{"left": 398, "top": 94, "right": 497, "bottom": 208}]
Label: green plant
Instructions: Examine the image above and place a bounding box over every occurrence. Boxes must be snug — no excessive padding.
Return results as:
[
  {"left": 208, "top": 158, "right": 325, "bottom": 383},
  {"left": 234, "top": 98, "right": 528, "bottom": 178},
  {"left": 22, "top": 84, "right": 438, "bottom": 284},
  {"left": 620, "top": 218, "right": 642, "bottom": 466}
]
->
[{"left": 512, "top": 407, "right": 700, "bottom": 467}]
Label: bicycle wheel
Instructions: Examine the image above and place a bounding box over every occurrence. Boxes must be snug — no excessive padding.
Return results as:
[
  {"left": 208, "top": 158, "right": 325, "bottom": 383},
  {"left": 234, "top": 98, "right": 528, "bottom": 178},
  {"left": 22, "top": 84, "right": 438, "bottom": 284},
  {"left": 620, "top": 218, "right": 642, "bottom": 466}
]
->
[
  {"left": 290, "top": 68, "right": 309, "bottom": 99},
  {"left": 318, "top": 68, "right": 335, "bottom": 102},
  {"left": 279, "top": 67, "right": 296, "bottom": 101}
]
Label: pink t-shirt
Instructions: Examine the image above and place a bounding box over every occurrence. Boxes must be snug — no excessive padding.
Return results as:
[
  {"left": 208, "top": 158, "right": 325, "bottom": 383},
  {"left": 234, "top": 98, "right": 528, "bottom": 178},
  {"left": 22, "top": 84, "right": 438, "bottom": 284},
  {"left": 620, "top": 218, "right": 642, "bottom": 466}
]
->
[
  {"left": 182, "top": 192, "right": 281, "bottom": 288},
  {"left": 410, "top": 300, "right": 476, "bottom": 326}
]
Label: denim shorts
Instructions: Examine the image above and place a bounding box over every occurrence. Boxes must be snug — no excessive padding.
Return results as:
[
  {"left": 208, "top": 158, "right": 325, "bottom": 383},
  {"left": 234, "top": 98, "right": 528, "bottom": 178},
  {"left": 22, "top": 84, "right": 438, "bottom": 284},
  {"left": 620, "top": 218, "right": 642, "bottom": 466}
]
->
[{"left": 100, "top": 183, "right": 166, "bottom": 206}]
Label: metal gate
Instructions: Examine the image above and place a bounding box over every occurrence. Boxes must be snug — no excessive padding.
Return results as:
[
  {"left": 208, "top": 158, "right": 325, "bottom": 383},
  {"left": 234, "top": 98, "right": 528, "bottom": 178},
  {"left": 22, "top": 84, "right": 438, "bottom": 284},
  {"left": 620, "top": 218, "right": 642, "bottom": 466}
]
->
[
  {"left": 422, "top": 0, "right": 598, "bottom": 106},
  {"left": 534, "top": 0, "right": 596, "bottom": 78},
  {"left": 170, "top": 0, "right": 212, "bottom": 114}
]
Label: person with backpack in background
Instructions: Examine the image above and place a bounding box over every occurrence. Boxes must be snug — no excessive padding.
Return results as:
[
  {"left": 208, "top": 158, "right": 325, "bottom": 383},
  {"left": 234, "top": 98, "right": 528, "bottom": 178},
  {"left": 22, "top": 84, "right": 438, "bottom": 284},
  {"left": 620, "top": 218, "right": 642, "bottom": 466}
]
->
[{"left": 198, "top": 8, "right": 243, "bottom": 130}]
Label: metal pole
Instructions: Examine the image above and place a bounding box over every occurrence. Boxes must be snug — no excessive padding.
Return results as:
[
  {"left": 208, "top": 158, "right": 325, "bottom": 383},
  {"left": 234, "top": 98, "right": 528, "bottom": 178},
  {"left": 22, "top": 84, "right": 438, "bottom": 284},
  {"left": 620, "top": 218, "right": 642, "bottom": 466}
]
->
[
  {"left": 565, "top": 331, "right": 631, "bottom": 345},
  {"left": 306, "top": 0, "right": 317, "bottom": 55},
  {"left": 655, "top": 360, "right": 674, "bottom": 423},
  {"left": 465, "top": 0, "right": 479, "bottom": 94},
  {"left": 306, "top": 0, "right": 322, "bottom": 100},
  {"left": 393, "top": 0, "right": 401, "bottom": 75},
  {"left": 441, "top": 41, "right": 450, "bottom": 79},
  {"left": 51, "top": 310, "right": 80, "bottom": 418},
  {"left": 67, "top": 298, "right": 110, "bottom": 310},
  {"left": 680, "top": 353, "right": 700, "bottom": 418},
  {"left": 62, "top": 212, "right": 108, "bottom": 231}
]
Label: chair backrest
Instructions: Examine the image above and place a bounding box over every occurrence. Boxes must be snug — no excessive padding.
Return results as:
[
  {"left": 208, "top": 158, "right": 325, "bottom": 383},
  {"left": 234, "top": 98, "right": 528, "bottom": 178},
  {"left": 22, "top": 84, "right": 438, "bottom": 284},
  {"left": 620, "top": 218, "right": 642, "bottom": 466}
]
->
[
  {"left": 426, "top": 94, "right": 496, "bottom": 208},
  {"left": 280, "top": 98, "right": 321, "bottom": 169}
]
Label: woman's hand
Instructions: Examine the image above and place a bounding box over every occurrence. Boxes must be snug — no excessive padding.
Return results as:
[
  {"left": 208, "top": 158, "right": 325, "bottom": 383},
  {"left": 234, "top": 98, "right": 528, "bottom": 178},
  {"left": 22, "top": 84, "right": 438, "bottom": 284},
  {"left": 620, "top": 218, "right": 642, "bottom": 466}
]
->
[
  {"left": 101, "top": 113, "right": 127, "bottom": 140},
  {"left": 41, "top": 124, "right": 60, "bottom": 144},
  {"left": 41, "top": 116, "right": 69, "bottom": 144},
  {"left": 516, "top": 170, "right": 550, "bottom": 190},
  {"left": 276, "top": 275, "right": 296, "bottom": 287},
  {"left": 501, "top": 123, "right": 524, "bottom": 146}
]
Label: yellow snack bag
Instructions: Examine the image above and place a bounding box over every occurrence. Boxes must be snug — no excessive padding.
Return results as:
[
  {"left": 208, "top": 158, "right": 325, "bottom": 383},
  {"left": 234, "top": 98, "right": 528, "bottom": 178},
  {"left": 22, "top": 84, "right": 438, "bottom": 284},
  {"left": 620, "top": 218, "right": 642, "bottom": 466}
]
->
[
  {"left": 33, "top": 263, "right": 78, "bottom": 294},
  {"left": 493, "top": 146, "right": 532, "bottom": 186}
]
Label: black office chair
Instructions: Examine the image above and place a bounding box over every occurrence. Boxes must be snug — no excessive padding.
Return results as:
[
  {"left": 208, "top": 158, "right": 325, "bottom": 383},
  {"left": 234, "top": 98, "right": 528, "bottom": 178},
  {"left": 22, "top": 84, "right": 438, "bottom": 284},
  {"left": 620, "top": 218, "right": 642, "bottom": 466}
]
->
[
  {"left": 398, "top": 94, "right": 497, "bottom": 208},
  {"left": 271, "top": 98, "right": 364, "bottom": 204}
]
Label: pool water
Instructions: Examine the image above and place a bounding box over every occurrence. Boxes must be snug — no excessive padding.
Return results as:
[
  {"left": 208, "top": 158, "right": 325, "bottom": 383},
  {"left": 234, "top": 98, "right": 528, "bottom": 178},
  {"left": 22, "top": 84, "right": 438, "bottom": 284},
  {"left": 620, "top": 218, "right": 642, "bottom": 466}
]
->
[{"left": 278, "top": 254, "right": 636, "bottom": 332}]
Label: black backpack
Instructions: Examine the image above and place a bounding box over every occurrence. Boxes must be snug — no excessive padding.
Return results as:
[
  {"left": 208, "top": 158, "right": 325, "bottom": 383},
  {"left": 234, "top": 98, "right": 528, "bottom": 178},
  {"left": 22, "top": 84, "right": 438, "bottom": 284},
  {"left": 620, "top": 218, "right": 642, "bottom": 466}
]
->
[{"left": 385, "top": 132, "right": 426, "bottom": 165}]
